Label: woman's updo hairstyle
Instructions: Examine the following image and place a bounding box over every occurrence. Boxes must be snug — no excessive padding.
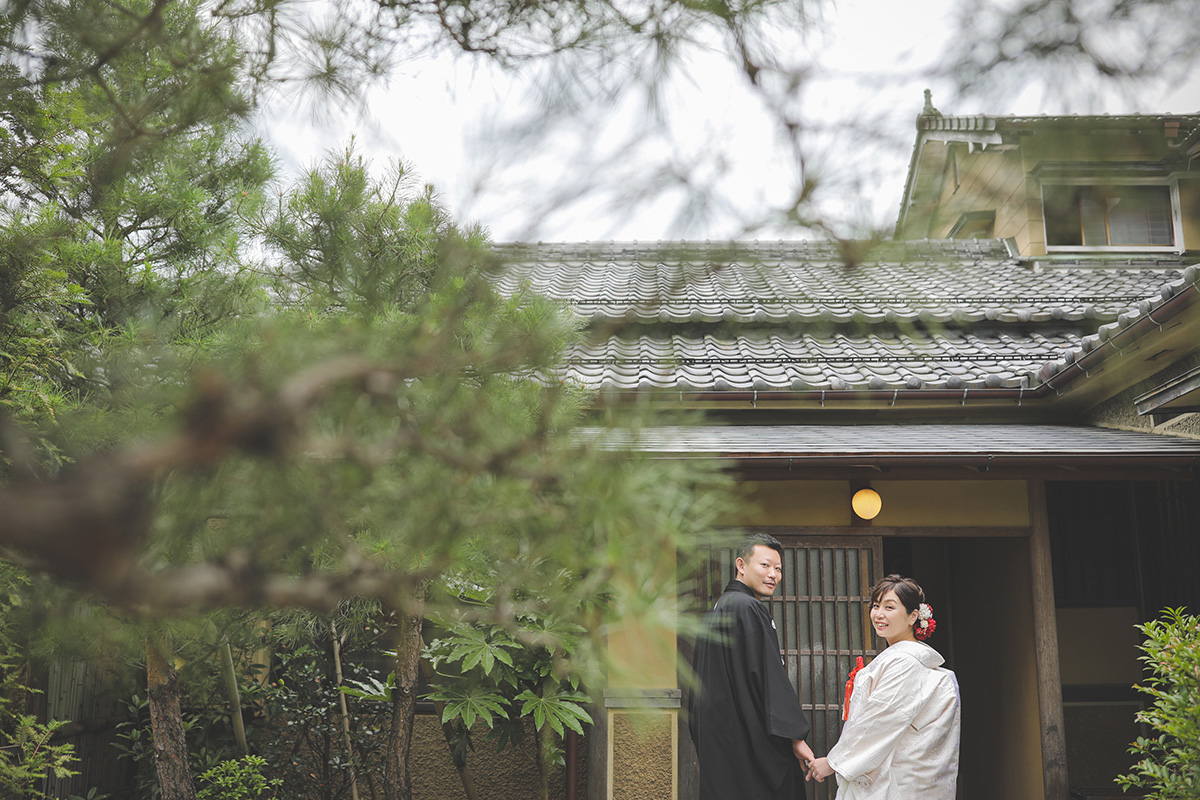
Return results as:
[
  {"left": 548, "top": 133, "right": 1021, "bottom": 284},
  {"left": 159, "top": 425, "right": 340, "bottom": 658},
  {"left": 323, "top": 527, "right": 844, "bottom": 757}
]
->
[{"left": 870, "top": 574, "right": 924, "bottom": 614}]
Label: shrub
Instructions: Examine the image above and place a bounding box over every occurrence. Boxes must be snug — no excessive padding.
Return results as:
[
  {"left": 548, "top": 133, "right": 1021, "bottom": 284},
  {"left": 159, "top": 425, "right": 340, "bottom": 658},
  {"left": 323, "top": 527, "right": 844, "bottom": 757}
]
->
[
  {"left": 196, "top": 755, "right": 281, "bottom": 800},
  {"left": 1117, "top": 607, "right": 1200, "bottom": 799},
  {"left": 0, "top": 715, "right": 78, "bottom": 799}
]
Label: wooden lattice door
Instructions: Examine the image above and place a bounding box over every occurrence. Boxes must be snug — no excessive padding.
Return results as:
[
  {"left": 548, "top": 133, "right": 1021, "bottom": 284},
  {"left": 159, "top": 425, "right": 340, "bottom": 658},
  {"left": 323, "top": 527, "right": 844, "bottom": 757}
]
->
[{"left": 685, "top": 534, "right": 883, "bottom": 800}]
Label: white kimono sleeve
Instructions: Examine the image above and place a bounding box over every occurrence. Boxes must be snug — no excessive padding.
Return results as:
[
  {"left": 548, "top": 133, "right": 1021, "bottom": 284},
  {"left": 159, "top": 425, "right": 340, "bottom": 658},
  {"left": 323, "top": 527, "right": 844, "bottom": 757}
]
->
[{"left": 825, "top": 653, "right": 925, "bottom": 786}]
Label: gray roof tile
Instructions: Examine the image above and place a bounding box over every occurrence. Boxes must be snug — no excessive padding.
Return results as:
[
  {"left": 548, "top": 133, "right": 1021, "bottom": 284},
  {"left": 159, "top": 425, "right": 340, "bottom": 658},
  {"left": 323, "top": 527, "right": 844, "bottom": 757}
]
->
[
  {"left": 495, "top": 241, "right": 1197, "bottom": 393},
  {"left": 555, "top": 328, "right": 1085, "bottom": 390}
]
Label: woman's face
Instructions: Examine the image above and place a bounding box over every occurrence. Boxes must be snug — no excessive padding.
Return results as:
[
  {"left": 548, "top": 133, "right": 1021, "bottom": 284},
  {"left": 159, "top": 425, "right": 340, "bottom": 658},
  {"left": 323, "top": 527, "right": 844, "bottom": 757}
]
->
[{"left": 871, "top": 588, "right": 919, "bottom": 645}]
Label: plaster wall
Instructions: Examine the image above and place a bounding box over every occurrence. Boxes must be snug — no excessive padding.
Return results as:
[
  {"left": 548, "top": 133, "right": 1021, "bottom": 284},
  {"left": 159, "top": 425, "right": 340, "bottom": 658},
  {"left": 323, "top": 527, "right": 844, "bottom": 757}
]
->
[
  {"left": 408, "top": 716, "right": 585, "bottom": 800},
  {"left": 871, "top": 480, "right": 1029, "bottom": 527},
  {"left": 928, "top": 148, "right": 1027, "bottom": 242},
  {"left": 609, "top": 711, "right": 675, "bottom": 800},
  {"left": 1018, "top": 189, "right": 1046, "bottom": 255},
  {"left": 736, "top": 480, "right": 852, "bottom": 526},
  {"left": 734, "top": 480, "right": 1030, "bottom": 528},
  {"left": 607, "top": 545, "right": 679, "bottom": 691},
  {"left": 607, "top": 620, "right": 678, "bottom": 690},
  {"left": 1085, "top": 351, "right": 1200, "bottom": 439}
]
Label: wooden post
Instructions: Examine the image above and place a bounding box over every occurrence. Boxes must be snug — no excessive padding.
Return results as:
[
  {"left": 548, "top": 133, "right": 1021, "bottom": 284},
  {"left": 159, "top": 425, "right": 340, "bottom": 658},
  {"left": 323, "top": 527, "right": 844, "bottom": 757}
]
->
[
  {"left": 218, "top": 635, "right": 249, "bottom": 755},
  {"left": 330, "top": 622, "right": 360, "bottom": 800},
  {"left": 586, "top": 697, "right": 607, "bottom": 800},
  {"left": 1027, "top": 479, "right": 1068, "bottom": 800}
]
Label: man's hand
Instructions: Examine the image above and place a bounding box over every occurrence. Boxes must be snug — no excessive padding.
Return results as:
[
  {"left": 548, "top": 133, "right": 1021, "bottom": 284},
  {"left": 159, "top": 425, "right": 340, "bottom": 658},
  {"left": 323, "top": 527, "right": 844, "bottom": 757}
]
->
[
  {"left": 806, "top": 756, "right": 834, "bottom": 782},
  {"left": 792, "top": 739, "right": 815, "bottom": 768}
]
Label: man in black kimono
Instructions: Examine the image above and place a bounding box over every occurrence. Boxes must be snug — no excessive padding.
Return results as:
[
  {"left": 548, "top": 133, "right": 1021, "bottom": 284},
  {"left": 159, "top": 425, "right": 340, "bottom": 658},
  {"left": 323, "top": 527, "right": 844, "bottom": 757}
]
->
[{"left": 688, "top": 533, "right": 814, "bottom": 800}]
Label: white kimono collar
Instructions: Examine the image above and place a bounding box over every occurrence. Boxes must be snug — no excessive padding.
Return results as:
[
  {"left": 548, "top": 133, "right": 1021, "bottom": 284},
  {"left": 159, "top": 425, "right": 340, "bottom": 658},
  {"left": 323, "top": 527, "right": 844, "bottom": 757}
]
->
[{"left": 882, "top": 639, "right": 945, "bottom": 669}]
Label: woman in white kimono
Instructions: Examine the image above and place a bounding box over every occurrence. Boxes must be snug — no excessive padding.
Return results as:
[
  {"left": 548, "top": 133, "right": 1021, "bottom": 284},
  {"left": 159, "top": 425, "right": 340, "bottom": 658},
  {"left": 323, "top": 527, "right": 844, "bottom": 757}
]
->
[{"left": 806, "top": 575, "right": 960, "bottom": 800}]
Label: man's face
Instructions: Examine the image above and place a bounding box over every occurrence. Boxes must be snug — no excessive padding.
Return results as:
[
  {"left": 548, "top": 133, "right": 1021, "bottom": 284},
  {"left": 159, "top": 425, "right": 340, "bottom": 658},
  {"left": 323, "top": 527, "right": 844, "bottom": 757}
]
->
[{"left": 736, "top": 545, "right": 783, "bottom": 600}]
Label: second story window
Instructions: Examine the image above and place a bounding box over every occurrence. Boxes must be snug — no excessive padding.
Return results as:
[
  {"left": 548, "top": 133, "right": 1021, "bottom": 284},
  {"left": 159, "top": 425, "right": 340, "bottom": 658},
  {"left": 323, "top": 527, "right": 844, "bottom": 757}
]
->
[{"left": 1043, "top": 184, "right": 1175, "bottom": 248}]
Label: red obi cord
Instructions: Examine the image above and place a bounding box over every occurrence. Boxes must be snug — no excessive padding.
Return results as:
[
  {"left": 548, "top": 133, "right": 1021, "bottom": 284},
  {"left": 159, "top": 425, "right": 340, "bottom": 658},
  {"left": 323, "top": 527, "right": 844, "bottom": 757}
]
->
[{"left": 842, "top": 656, "right": 865, "bottom": 721}]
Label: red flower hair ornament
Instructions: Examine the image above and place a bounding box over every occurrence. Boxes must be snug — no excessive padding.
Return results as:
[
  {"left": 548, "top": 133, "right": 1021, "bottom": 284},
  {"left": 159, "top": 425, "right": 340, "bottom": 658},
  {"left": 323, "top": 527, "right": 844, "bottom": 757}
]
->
[{"left": 914, "top": 603, "right": 936, "bottom": 640}]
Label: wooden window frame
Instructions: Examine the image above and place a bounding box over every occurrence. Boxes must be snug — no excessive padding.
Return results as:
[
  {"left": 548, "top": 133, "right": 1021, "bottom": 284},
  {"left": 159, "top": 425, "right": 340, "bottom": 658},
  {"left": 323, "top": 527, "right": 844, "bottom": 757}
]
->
[{"left": 1042, "top": 178, "right": 1183, "bottom": 253}]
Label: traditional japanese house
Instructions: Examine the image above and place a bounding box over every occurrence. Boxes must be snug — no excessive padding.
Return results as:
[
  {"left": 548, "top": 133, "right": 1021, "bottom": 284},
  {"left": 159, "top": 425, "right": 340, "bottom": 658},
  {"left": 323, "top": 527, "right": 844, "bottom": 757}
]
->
[{"left": 493, "top": 106, "right": 1200, "bottom": 800}]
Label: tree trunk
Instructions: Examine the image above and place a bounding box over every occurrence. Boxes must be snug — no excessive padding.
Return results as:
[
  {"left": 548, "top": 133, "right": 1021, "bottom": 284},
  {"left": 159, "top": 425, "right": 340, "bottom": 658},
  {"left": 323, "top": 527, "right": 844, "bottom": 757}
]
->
[
  {"left": 383, "top": 592, "right": 424, "bottom": 800},
  {"left": 146, "top": 637, "right": 197, "bottom": 800},
  {"left": 420, "top": 657, "right": 481, "bottom": 800}
]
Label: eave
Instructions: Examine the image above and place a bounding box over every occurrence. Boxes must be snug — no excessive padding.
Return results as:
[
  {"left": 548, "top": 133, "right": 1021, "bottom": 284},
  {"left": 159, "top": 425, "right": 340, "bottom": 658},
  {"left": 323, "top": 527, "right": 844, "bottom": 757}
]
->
[
  {"left": 592, "top": 423, "right": 1200, "bottom": 482},
  {"left": 1135, "top": 365, "right": 1200, "bottom": 415}
]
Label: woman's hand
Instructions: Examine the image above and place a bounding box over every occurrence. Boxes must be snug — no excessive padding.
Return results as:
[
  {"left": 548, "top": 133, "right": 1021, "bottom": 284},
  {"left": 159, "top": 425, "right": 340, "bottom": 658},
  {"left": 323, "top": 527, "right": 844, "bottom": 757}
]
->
[{"left": 806, "top": 756, "right": 834, "bottom": 782}]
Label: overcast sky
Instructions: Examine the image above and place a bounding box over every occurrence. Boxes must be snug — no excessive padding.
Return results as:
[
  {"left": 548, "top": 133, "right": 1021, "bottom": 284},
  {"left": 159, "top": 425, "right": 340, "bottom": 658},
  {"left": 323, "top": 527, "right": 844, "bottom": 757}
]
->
[{"left": 259, "top": 0, "right": 1200, "bottom": 243}]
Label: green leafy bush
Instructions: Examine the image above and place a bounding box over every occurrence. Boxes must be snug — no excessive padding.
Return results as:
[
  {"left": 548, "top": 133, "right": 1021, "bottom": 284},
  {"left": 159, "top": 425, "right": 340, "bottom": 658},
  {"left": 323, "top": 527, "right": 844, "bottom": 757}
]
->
[
  {"left": 248, "top": 620, "right": 392, "bottom": 800},
  {"left": 420, "top": 598, "right": 593, "bottom": 800},
  {"left": 196, "top": 755, "right": 281, "bottom": 800},
  {"left": 1117, "top": 607, "right": 1200, "bottom": 799},
  {"left": 113, "top": 691, "right": 237, "bottom": 800},
  {"left": 0, "top": 715, "right": 78, "bottom": 799},
  {"left": 0, "top": 562, "right": 78, "bottom": 799}
]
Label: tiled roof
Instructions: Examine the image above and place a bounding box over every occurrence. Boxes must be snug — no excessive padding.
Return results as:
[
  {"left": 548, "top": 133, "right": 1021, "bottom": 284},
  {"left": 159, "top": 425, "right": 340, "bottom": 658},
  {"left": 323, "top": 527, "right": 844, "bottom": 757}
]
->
[
  {"left": 1039, "top": 263, "right": 1200, "bottom": 384},
  {"left": 917, "top": 113, "right": 1200, "bottom": 136},
  {"left": 559, "top": 330, "right": 1080, "bottom": 392},
  {"left": 588, "top": 424, "right": 1200, "bottom": 462},
  {"left": 496, "top": 241, "right": 1174, "bottom": 325},
  {"left": 494, "top": 240, "right": 1196, "bottom": 393}
]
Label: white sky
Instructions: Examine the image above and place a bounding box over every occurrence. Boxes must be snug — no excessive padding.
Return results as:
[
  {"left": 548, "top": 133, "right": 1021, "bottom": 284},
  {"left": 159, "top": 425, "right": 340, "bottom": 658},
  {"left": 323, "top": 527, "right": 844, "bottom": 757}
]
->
[{"left": 259, "top": 0, "right": 1200, "bottom": 243}]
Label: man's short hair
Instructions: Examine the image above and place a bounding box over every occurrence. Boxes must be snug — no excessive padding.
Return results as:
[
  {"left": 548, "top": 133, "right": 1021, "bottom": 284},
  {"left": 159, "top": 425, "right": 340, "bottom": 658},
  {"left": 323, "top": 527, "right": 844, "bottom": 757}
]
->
[{"left": 735, "top": 532, "right": 784, "bottom": 563}]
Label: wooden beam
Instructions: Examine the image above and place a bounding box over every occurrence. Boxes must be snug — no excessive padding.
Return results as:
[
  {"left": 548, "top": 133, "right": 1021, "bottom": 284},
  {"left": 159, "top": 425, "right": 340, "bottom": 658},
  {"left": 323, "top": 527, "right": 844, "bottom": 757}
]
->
[
  {"left": 1027, "top": 479, "right": 1069, "bottom": 800},
  {"left": 732, "top": 465, "right": 1198, "bottom": 482},
  {"left": 745, "top": 525, "right": 1030, "bottom": 538}
]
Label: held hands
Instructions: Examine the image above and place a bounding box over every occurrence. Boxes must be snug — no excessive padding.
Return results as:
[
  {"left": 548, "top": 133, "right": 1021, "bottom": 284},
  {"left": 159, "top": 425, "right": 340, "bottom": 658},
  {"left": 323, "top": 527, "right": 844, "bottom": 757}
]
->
[
  {"left": 792, "top": 738, "right": 815, "bottom": 769},
  {"left": 793, "top": 740, "right": 835, "bottom": 784},
  {"left": 806, "top": 756, "right": 835, "bottom": 783}
]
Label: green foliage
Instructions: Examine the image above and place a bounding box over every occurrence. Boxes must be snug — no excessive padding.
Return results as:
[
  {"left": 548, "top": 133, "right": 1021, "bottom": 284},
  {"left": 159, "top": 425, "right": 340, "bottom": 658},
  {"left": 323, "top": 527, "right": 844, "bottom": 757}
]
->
[
  {"left": 68, "top": 788, "right": 111, "bottom": 800},
  {"left": 113, "top": 691, "right": 239, "bottom": 800},
  {"left": 429, "top": 683, "right": 512, "bottom": 731},
  {"left": 1, "top": 7, "right": 734, "bottom": 799},
  {"left": 196, "top": 755, "right": 282, "bottom": 800},
  {"left": 247, "top": 622, "right": 392, "bottom": 800},
  {"left": 514, "top": 687, "right": 592, "bottom": 738},
  {"left": 0, "top": 562, "right": 33, "bottom": 721},
  {"left": 0, "top": 0, "right": 272, "bottom": 481},
  {"left": 0, "top": 715, "right": 78, "bottom": 799},
  {"left": 423, "top": 596, "right": 595, "bottom": 777},
  {"left": 1117, "top": 607, "right": 1200, "bottom": 799},
  {"left": 339, "top": 672, "right": 395, "bottom": 703},
  {"left": 0, "top": 562, "right": 79, "bottom": 800},
  {"left": 253, "top": 142, "right": 451, "bottom": 314}
]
